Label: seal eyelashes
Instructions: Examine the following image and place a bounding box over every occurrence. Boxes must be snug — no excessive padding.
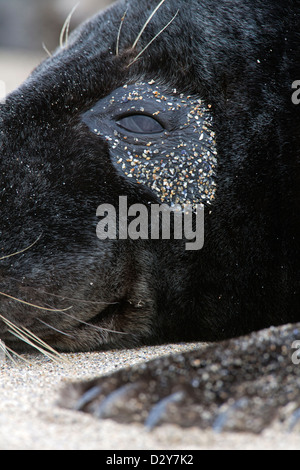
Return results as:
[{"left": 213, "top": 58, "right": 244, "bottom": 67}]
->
[
  {"left": 116, "top": 9, "right": 128, "bottom": 57},
  {"left": 127, "top": 9, "right": 180, "bottom": 67},
  {"left": 115, "top": 0, "right": 179, "bottom": 66},
  {"left": 131, "top": 0, "right": 168, "bottom": 50},
  {"left": 42, "top": 3, "right": 79, "bottom": 58},
  {"left": 59, "top": 3, "right": 80, "bottom": 50}
]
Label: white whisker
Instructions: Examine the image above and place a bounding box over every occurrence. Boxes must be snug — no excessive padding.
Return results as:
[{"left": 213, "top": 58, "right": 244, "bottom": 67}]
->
[
  {"left": 2, "top": 275, "right": 120, "bottom": 308},
  {"left": 116, "top": 9, "right": 128, "bottom": 56},
  {"left": 42, "top": 42, "right": 52, "bottom": 58},
  {"left": 33, "top": 289, "right": 119, "bottom": 307},
  {"left": 2, "top": 343, "right": 33, "bottom": 365},
  {"left": 0, "top": 314, "right": 67, "bottom": 363},
  {"left": 22, "top": 325, "right": 69, "bottom": 361},
  {"left": 0, "top": 341, "right": 17, "bottom": 365},
  {"left": 59, "top": 3, "right": 79, "bottom": 49},
  {"left": 128, "top": 9, "right": 179, "bottom": 67},
  {"left": 7, "top": 329, "right": 62, "bottom": 363},
  {"left": 132, "top": 0, "right": 167, "bottom": 49},
  {"left": 0, "top": 234, "right": 42, "bottom": 261},
  {"left": 0, "top": 291, "right": 72, "bottom": 313}
]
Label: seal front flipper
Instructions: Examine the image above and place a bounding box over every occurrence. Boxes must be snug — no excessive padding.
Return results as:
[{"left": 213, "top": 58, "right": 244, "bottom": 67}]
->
[{"left": 59, "top": 323, "right": 300, "bottom": 433}]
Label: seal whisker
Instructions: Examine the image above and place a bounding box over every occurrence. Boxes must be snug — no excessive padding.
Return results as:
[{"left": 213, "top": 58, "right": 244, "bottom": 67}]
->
[
  {"left": 37, "top": 319, "right": 76, "bottom": 339},
  {"left": 7, "top": 329, "right": 63, "bottom": 362},
  {"left": 21, "top": 326, "right": 68, "bottom": 362},
  {"left": 0, "top": 313, "right": 66, "bottom": 362},
  {"left": 0, "top": 291, "right": 73, "bottom": 313},
  {"left": 1, "top": 342, "right": 32, "bottom": 365},
  {"left": 116, "top": 9, "right": 128, "bottom": 56},
  {"left": 32, "top": 289, "right": 120, "bottom": 307},
  {"left": 0, "top": 234, "right": 42, "bottom": 261},
  {"left": 59, "top": 2, "right": 79, "bottom": 49},
  {"left": 0, "top": 341, "right": 17, "bottom": 365},
  {"left": 59, "top": 310, "right": 129, "bottom": 336},
  {"left": 132, "top": 0, "right": 167, "bottom": 49},
  {"left": 1, "top": 276, "right": 120, "bottom": 308},
  {"left": 128, "top": 10, "right": 179, "bottom": 67},
  {"left": 42, "top": 42, "right": 52, "bottom": 58}
]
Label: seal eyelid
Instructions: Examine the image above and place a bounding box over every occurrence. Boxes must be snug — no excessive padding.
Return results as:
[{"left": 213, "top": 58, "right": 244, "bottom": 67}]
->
[{"left": 116, "top": 114, "right": 165, "bottom": 135}]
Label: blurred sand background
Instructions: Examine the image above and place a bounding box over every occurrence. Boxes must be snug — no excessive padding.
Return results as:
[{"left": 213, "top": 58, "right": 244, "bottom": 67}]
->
[
  {"left": 0, "top": 49, "right": 44, "bottom": 94},
  {"left": 1, "top": 0, "right": 300, "bottom": 451}
]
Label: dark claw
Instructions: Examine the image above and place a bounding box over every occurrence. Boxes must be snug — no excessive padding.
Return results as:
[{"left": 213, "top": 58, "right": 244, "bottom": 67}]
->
[
  {"left": 145, "top": 391, "right": 185, "bottom": 430},
  {"left": 288, "top": 408, "right": 300, "bottom": 433},
  {"left": 95, "top": 383, "right": 137, "bottom": 419},
  {"left": 212, "top": 398, "right": 249, "bottom": 434},
  {"left": 74, "top": 385, "right": 102, "bottom": 412}
]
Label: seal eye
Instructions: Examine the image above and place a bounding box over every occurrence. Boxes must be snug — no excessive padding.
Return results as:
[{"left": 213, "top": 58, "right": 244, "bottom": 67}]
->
[{"left": 117, "top": 114, "right": 164, "bottom": 134}]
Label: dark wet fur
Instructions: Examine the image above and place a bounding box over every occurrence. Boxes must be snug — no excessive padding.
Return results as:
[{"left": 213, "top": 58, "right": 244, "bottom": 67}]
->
[{"left": 0, "top": 0, "right": 299, "bottom": 432}]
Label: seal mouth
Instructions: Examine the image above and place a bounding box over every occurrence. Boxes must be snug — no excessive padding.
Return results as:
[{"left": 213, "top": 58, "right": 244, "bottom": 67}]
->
[
  {"left": 0, "top": 293, "right": 154, "bottom": 353},
  {"left": 0, "top": 231, "right": 156, "bottom": 353}
]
